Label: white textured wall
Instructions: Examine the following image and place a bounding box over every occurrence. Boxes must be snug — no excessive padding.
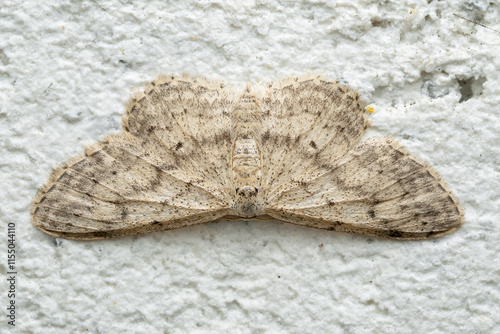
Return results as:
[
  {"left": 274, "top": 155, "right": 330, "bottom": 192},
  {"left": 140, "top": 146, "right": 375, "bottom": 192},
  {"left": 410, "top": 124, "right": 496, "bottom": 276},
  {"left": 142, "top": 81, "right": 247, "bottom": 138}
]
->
[{"left": 1, "top": 0, "right": 499, "bottom": 333}]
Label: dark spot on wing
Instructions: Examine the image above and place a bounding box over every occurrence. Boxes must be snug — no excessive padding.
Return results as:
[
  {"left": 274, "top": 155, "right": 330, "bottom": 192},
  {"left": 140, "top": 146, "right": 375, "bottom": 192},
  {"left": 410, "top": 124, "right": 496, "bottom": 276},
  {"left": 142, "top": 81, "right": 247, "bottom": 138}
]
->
[
  {"left": 262, "top": 130, "right": 271, "bottom": 142},
  {"left": 120, "top": 207, "right": 128, "bottom": 219},
  {"left": 213, "top": 130, "right": 231, "bottom": 144},
  {"left": 161, "top": 164, "right": 176, "bottom": 171},
  {"left": 389, "top": 230, "right": 403, "bottom": 238},
  {"left": 38, "top": 196, "right": 47, "bottom": 204},
  {"left": 320, "top": 163, "right": 335, "bottom": 170}
]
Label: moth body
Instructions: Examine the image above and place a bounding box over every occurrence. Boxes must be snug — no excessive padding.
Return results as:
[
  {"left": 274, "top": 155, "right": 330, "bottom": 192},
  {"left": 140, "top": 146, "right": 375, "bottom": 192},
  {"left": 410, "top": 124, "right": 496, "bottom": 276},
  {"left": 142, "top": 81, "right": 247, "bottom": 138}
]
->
[{"left": 230, "top": 88, "right": 265, "bottom": 218}]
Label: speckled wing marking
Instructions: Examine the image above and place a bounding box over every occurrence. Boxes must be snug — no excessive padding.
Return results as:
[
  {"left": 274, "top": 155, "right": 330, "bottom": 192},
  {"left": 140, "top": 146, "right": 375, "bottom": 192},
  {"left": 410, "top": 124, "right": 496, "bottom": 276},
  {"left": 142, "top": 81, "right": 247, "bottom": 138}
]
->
[
  {"left": 31, "top": 76, "right": 234, "bottom": 240},
  {"left": 266, "top": 137, "right": 464, "bottom": 240},
  {"left": 123, "top": 75, "right": 235, "bottom": 201},
  {"left": 257, "top": 75, "right": 369, "bottom": 201}
]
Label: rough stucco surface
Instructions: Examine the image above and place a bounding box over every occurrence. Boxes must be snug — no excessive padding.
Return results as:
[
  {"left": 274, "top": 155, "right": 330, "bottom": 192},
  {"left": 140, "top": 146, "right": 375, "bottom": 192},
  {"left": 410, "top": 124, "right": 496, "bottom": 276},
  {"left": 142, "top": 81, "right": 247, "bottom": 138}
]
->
[{"left": 1, "top": 0, "right": 499, "bottom": 333}]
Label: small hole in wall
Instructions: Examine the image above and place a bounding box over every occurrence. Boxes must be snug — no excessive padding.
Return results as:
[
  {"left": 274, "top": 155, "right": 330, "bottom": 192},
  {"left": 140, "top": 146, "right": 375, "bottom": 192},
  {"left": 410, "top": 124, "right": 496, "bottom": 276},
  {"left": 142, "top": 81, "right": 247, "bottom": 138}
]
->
[
  {"left": 420, "top": 71, "right": 450, "bottom": 99},
  {"left": 458, "top": 76, "right": 486, "bottom": 102},
  {"left": 52, "top": 238, "right": 63, "bottom": 247}
]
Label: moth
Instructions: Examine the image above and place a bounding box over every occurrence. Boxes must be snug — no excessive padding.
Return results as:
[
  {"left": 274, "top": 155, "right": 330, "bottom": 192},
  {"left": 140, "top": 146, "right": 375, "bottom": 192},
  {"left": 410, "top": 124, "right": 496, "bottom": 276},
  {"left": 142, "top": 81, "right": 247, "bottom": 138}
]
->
[{"left": 31, "top": 75, "right": 464, "bottom": 240}]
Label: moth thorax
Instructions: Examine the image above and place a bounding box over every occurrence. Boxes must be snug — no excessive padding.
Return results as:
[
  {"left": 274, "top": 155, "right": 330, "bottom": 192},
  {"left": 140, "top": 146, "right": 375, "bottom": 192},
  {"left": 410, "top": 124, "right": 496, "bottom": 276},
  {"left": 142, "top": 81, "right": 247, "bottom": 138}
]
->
[{"left": 233, "top": 185, "right": 264, "bottom": 218}]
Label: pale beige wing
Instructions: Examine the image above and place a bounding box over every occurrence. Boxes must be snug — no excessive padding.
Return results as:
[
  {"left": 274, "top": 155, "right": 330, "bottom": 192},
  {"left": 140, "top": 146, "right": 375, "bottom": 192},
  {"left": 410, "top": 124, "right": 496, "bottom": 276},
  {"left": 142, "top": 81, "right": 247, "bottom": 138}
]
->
[
  {"left": 123, "top": 75, "right": 235, "bottom": 201},
  {"left": 31, "top": 134, "right": 231, "bottom": 240},
  {"left": 266, "top": 137, "right": 464, "bottom": 240},
  {"left": 32, "top": 75, "right": 235, "bottom": 240},
  {"left": 256, "top": 75, "right": 369, "bottom": 200}
]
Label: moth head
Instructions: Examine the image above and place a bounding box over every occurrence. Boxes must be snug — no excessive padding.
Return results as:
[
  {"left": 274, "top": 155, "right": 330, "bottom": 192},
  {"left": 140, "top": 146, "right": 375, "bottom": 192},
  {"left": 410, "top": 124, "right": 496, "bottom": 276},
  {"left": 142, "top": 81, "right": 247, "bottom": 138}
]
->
[{"left": 236, "top": 186, "right": 259, "bottom": 198}]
